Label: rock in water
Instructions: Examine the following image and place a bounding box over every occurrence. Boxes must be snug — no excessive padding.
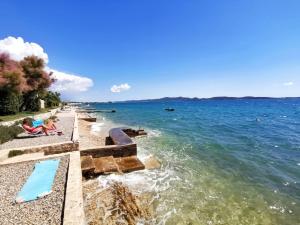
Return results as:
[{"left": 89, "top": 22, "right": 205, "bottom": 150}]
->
[
  {"left": 144, "top": 155, "right": 161, "bottom": 170},
  {"left": 83, "top": 179, "right": 154, "bottom": 225}
]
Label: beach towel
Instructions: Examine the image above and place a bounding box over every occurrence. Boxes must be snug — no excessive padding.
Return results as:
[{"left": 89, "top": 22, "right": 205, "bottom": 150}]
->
[
  {"left": 32, "top": 119, "right": 43, "bottom": 128},
  {"left": 16, "top": 159, "right": 60, "bottom": 203}
]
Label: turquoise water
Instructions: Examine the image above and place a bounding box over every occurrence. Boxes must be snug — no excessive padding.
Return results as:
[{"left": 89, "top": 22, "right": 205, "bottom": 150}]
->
[{"left": 91, "top": 99, "right": 300, "bottom": 225}]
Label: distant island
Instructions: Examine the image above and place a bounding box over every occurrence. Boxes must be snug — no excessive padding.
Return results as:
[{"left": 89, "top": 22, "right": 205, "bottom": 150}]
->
[
  {"left": 109, "top": 96, "right": 300, "bottom": 103},
  {"left": 68, "top": 96, "right": 300, "bottom": 104}
]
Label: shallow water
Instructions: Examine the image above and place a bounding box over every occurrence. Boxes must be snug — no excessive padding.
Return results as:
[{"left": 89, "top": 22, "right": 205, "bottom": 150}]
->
[{"left": 90, "top": 99, "right": 300, "bottom": 225}]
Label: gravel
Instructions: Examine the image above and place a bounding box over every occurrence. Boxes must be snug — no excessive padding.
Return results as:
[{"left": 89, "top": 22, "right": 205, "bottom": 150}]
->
[
  {"left": 0, "top": 156, "right": 69, "bottom": 225},
  {"left": 0, "top": 112, "right": 74, "bottom": 150}
]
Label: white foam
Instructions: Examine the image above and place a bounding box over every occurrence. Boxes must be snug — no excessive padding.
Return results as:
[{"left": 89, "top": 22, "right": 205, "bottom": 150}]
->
[
  {"left": 97, "top": 167, "right": 177, "bottom": 195},
  {"left": 283, "top": 182, "right": 290, "bottom": 186},
  {"left": 147, "top": 129, "right": 162, "bottom": 137},
  {"left": 269, "top": 204, "right": 286, "bottom": 213},
  {"left": 90, "top": 122, "right": 104, "bottom": 132}
]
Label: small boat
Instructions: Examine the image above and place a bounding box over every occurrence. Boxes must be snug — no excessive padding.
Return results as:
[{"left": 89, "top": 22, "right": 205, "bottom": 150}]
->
[{"left": 165, "top": 108, "right": 175, "bottom": 111}]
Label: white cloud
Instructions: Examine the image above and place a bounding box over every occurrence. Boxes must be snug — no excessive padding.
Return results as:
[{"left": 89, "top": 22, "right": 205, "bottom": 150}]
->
[
  {"left": 283, "top": 81, "right": 294, "bottom": 86},
  {"left": 0, "top": 36, "right": 48, "bottom": 63},
  {"left": 111, "top": 83, "right": 131, "bottom": 93},
  {"left": 48, "top": 69, "right": 93, "bottom": 92},
  {"left": 0, "top": 36, "right": 93, "bottom": 93}
]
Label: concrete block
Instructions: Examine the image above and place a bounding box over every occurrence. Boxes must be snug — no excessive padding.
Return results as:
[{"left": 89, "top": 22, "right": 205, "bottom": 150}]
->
[
  {"left": 93, "top": 156, "right": 119, "bottom": 174},
  {"left": 81, "top": 155, "right": 95, "bottom": 175},
  {"left": 63, "top": 151, "right": 85, "bottom": 225},
  {"left": 109, "top": 128, "right": 133, "bottom": 145},
  {"left": 115, "top": 156, "right": 145, "bottom": 173}
]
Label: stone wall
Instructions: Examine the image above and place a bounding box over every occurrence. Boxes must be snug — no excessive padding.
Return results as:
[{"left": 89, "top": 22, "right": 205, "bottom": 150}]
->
[
  {"left": 80, "top": 143, "right": 137, "bottom": 158},
  {"left": 44, "top": 142, "right": 79, "bottom": 155},
  {"left": 4, "top": 141, "right": 79, "bottom": 156},
  {"left": 63, "top": 151, "right": 85, "bottom": 225}
]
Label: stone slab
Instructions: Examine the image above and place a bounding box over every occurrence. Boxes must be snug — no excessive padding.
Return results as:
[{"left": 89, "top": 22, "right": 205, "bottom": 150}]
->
[
  {"left": 122, "top": 128, "right": 147, "bottom": 137},
  {"left": 144, "top": 155, "right": 161, "bottom": 170},
  {"left": 63, "top": 151, "right": 85, "bottom": 225},
  {"left": 0, "top": 152, "right": 70, "bottom": 165},
  {"left": 93, "top": 156, "right": 119, "bottom": 174},
  {"left": 80, "top": 155, "right": 95, "bottom": 175},
  {"left": 72, "top": 112, "right": 79, "bottom": 143},
  {"left": 79, "top": 118, "right": 97, "bottom": 122},
  {"left": 115, "top": 156, "right": 145, "bottom": 173}
]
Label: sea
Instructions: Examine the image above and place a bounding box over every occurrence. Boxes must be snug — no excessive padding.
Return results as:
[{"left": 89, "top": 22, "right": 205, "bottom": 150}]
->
[{"left": 88, "top": 99, "right": 300, "bottom": 225}]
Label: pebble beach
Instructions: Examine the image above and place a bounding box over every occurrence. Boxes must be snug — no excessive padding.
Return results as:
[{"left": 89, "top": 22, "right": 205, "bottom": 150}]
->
[{"left": 0, "top": 156, "right": 69, "bottom": 225}]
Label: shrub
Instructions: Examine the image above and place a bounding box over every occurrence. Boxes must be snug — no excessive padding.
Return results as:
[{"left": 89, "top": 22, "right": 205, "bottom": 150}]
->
[
  {"left": 0, "top": 124, "right": 24, "bottom": 144},
  {"left": 0, "top": 91, "right": 22, "bottom": 115},
  {"left": 13, "top": 117, "right": 33, "bottom": 126},
  {"left": 8, "top": 150, "right": 24, "bottom": 158},
  {"left": 49, "top": 115, "right": 57, "bottom": 121},
  {"left": 22, "top": 91, "right": 41, "bottom": 112},
  {"left": 44, "top": 91, "right": 61, "bottom": 108}
]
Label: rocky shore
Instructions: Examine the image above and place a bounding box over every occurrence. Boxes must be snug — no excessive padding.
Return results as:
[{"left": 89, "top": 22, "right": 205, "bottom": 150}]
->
[
  {"left": 83, "top": 179, "right": 154, "bottom": 225},
  {"left": 78, "top": 113, "right": 159, "bottom": 225}
]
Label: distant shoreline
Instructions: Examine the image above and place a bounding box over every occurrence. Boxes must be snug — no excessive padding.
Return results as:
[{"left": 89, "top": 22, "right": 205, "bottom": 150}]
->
[{"left": 68, "top": 96, "right": 300, "bottom": 104}]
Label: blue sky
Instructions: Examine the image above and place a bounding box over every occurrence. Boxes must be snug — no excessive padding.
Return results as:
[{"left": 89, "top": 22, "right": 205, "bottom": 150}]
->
[{"left": 0, "top": 0, "right": 300, "bottom": 101}]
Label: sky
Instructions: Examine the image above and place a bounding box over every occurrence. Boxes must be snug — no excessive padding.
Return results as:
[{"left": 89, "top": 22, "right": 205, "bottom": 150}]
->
[{"left": 0, "top": 0, "right": 299, "bottom": 101}]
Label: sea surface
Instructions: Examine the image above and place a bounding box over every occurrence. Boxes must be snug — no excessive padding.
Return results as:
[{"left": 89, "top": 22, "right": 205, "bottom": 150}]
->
[{"left": 89, "top": 99, "right": 300, "bottom": 225}]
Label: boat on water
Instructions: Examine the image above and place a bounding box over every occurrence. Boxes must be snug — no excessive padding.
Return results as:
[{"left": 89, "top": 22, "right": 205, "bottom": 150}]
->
[{"left": 165, "top": 108, "right": 175, "bottom": 111}]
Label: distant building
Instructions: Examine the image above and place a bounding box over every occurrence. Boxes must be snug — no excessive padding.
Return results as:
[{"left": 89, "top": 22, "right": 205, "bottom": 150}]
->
[{"left": 40, "top": 99, "right": 45, "bottom": 109}]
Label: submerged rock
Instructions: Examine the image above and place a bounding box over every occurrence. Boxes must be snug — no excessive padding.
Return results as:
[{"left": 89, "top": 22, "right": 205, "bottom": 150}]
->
[
  {"left": 83, "top": 179, "right": 154, "bottom": 225},
  {"left": 144, "top": 155, "right": 161, "bottom": 170}
]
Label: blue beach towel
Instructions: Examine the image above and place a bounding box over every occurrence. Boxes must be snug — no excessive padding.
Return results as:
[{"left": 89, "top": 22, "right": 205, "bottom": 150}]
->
[
  {"left": 32, "top": 119, "right": 43, "bottom": 128},
  {"left": 16, "top": 159, "right": 60, "bottom": 203}
]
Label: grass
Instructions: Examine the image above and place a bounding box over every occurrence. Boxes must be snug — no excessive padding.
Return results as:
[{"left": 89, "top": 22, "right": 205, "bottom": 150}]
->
[
  {"left": 8, "top": 150, "right": 25, "bottom": 158},
  {"left": 0, "top": 124, "right": 24, "bottom": 144},
  {"left": 0, "top": 108, "right": 55, "bottom": 122}
]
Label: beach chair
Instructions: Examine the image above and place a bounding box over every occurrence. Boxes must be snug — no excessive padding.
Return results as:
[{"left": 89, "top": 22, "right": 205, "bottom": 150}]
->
[{"left": 19, "top": 124, "right": 44, "bottom": 136}]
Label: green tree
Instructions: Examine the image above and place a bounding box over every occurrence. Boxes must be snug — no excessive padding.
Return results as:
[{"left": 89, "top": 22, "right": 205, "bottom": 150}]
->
[
  {"left": 20, "top": 56, "right": 54, "bottom": 111},
  {"left": 44, "top": 91, "right": 61, "bottom": 108}
]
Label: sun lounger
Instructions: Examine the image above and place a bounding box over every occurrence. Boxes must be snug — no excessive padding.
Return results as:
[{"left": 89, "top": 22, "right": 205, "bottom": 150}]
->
[
  {"left": 16, "top": 159, "right": 60, "bottom": 203},
  {"left": 19, "top": 125, "right": 44, "bottom": 136}
]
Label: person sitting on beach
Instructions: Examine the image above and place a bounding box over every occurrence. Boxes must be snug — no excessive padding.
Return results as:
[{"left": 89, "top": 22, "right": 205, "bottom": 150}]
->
[
  {"left": 22, "top": 118, "right": 51, "bottom": 135},
  {"left": 44, "top": 119, "right": 57, "bottom": 130}
]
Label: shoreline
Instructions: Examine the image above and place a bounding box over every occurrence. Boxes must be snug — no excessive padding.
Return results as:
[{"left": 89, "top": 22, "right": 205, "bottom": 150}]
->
[
  {"left": 0, "top": 109, "right": 160, "bottom": 225},
  {"left": 78, "top": 112, "right": 159, "bottom": 225}
]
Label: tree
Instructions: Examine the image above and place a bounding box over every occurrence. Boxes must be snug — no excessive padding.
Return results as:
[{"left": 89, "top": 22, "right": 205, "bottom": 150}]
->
[
  {"left": 44, "top": 91, "right": 61, "bottom": 108},
  {"left": 20, "top": 56, "right": 54, "bottom": 111},
  {"left": 0, "top": 54, "right": 57, "bottom": 115},
  {"left": 0, "top": 53, "right": 26, "bottom": 114}
]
